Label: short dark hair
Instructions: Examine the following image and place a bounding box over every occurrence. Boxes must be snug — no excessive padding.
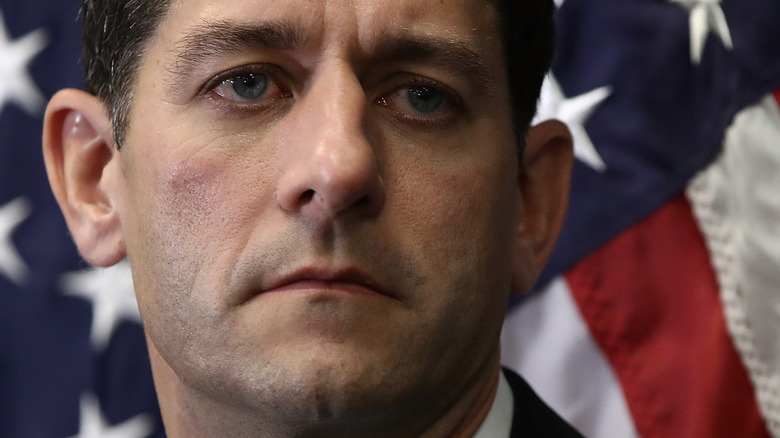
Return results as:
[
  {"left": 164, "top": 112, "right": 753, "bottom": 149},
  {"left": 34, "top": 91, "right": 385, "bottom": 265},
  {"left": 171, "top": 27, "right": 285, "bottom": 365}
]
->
[
  {"left": 81, "top": 0, "right": 171, "bottom": 147},
  {"left": 81, "top": 0, "right": 554, "bottom": 149}
]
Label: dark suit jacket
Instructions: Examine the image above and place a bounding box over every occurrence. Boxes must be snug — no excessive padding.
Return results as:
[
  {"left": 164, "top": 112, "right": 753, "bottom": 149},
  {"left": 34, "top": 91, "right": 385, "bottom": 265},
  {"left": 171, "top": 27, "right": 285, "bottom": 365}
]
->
[{"left": 504, "top": 368, "right": 585, "bottom": 437}]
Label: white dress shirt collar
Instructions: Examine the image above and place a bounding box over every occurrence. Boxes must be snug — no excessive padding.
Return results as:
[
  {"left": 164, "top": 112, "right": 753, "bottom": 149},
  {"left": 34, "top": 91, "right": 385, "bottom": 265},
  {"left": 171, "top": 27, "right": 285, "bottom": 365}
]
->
[{"left": 472, "top": 371, "right": 514, "bottom": 438}]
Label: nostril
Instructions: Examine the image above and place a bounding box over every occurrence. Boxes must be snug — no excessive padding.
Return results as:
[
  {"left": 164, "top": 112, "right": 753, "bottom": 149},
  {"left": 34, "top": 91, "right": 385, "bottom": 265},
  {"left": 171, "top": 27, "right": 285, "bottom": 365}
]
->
[
  {"left": 275, "top": 137, "right": 386, "bottom": 217},
  {"left": 299, "top": 190, "right": 375, "bottom": 214},
  {"left": 299, "top": 189, "right": 315, "bottom": 204},
  {"left": 354, "top": 195, "right": 372, "bottom": 209}
]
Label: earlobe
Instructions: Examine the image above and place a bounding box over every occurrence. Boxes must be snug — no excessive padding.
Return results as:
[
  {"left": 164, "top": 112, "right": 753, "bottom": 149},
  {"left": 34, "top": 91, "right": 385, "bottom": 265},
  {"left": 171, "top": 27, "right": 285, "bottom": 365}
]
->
[
  {"left": 511, "top": 120, "right": 573, "bottom": 293},
  {"left": 42, "top": 89, "right": 127, "bottom": 267}
]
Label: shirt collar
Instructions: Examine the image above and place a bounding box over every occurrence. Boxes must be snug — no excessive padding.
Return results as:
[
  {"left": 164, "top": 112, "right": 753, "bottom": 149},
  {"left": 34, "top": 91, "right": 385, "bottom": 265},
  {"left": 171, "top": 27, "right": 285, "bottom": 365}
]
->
[{"left": 472, "top": 371, "right": 514, "bottom": 438}]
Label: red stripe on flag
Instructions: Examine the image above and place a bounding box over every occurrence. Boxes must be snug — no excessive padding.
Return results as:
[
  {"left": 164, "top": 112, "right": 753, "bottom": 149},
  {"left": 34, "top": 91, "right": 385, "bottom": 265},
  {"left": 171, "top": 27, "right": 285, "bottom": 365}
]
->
[
  {"left": 774, "top": 88, "right": 780, "bottom": 107},
  {"left": 565, "top": 195, "right": 769, "bottom": 438}
]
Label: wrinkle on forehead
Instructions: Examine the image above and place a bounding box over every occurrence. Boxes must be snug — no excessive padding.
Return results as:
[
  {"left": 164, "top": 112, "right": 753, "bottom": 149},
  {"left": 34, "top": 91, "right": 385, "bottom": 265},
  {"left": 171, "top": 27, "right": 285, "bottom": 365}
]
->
[
  {"left": 170, "top": 19, "right": 305, "bottom": 77},
  {"left": 162, "top": 0, "right": 500, "bottom": 53},
  {"left": 152, "top": 0, "right": 504, "bottom": 100},
  {"left": 354, "top": 0, "right": 500, "bottom": 43}
]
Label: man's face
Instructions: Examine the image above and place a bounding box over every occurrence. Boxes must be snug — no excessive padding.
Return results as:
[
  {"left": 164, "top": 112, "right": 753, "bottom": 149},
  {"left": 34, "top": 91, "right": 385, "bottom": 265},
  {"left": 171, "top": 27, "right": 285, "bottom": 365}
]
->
[{"left": 114, "top": 0, "right": 520, "bottom": 425}]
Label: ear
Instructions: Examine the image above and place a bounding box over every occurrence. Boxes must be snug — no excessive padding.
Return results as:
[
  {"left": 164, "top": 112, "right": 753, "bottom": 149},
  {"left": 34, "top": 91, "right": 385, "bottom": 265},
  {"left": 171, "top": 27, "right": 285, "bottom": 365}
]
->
[
  {"left": 511, "top": 120, "right": 573, "bottom": 293},
  {"left": 42, "top": 88, "right": 127, "bottom": 267}
]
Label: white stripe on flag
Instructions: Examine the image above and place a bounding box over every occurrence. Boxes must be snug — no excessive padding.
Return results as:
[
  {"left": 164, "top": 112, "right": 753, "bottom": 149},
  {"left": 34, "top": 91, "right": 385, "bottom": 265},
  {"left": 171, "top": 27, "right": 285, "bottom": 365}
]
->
[
  {"left": 501, "top": 277, "right": 638, "bottom": 438},
  {"left": 687, "top": 92, "right": 780, "bottom": 437}
]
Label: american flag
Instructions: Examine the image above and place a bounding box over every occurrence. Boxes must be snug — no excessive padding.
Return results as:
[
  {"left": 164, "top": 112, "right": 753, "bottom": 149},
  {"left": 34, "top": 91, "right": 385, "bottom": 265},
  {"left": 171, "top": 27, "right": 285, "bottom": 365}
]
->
[
  {"left": 1, "top": 0, "right": 779, "bottom": 437},
  {"left": 0, "top": 1, "right": 164, "bottom": 436},
  {"left": 502, "top": 0, "right": 780, "bottom": 437}
]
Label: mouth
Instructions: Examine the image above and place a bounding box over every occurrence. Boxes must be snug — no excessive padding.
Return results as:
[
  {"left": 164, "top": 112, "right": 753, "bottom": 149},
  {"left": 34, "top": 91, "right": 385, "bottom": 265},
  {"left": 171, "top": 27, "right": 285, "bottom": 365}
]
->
[{"left": 260, "top": 267, "right": 394, "bottom": 301}]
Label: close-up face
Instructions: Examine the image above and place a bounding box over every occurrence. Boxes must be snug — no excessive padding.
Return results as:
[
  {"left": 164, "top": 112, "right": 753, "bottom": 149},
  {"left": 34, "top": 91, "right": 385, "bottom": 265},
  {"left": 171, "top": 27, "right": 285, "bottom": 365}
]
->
[{"left": 106, "top": 0, "right": 522, "bottom": 431}]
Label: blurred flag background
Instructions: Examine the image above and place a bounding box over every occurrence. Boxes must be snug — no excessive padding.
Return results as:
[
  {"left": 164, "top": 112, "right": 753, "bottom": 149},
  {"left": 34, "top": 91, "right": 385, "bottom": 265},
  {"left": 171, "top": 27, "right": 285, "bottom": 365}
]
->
[
  {"left": 502, "top": 0, "right": 780, "bottom": 437},
  {"left": 0, "top": 0, "right": 778, "bottom": 437},
  {"left": 0, "top": 1, "right": 164, "bottom": 437}
]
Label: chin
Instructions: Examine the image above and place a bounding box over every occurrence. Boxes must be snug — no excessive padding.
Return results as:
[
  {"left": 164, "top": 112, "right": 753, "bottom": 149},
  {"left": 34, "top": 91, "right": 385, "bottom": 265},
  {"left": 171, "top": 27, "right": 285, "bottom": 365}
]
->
[{"left": 271, "top": 349, "right": 421, "bottom": 420}]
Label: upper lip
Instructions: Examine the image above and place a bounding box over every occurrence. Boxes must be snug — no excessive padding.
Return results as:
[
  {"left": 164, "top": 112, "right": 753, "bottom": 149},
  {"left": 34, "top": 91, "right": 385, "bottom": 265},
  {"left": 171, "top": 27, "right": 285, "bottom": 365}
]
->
[{"left": 261, "top": 266, "right": 391, "bottom": 298}]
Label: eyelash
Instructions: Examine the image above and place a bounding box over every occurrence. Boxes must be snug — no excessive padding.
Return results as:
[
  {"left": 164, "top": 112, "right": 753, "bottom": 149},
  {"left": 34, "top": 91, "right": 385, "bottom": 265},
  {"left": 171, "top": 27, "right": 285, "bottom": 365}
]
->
[
  {"left": 200, "top": 64, "right": 292, "bottom": 109},
  {"left": 200, "top": 65, "right": 463, "bottom": 126},
  {"left": 376, "top": 76, "right": 463, "bottom": 127}
]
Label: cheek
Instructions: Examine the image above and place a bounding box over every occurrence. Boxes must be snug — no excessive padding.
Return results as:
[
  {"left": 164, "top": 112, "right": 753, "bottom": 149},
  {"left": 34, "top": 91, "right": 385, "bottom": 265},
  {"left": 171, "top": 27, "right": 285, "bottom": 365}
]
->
[
  {"left": 131, "top": 129, "right": 277, "bottom": 265},
  {"left": 390, "top": 144, "right": 521, "bottom": 311},
  {"left": 378, "top": 150, "right": 519, "bottom": 379},
  {"left": 157, "top": 159, "right": 233, "bottom": 237},
  {"left": 124, "top": 141, "right": 275, "bottom": 347},
  {"left": 127, "top": 157, "right": 225, "bottom": 337}
]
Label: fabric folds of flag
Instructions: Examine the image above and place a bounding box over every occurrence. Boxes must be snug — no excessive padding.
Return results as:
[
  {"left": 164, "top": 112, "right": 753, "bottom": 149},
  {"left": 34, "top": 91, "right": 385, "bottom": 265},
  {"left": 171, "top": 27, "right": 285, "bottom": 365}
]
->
[{"left": 503, "top": 0, "right": 780, "bottom": 437}]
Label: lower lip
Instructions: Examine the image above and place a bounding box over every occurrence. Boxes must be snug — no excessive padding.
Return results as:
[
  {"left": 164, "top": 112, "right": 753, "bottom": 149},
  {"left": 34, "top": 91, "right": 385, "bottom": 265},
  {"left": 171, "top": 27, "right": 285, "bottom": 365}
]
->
[{"left": 264, "top": 280, "right": 387, "bottom": 298}]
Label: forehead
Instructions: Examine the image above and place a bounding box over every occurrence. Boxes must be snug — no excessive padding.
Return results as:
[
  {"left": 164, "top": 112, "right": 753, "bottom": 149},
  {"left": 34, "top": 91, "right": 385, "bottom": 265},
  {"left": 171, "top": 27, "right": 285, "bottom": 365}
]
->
[{"left": 155, "top": 0, "right": 503, "bottom": 62}]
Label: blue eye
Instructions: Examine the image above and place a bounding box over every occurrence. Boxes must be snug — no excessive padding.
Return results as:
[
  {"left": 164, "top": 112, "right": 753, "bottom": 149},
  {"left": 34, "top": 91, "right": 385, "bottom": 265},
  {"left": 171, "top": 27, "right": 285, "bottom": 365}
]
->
[
  {"left": 380, "top": 80, "right": 458, "bottom": 125},
  {"left": 406, "top": 86, "right": 444, "bottom": 114},
  {"left": 214, "top": 73, "right": 268, "bottom": 102}
]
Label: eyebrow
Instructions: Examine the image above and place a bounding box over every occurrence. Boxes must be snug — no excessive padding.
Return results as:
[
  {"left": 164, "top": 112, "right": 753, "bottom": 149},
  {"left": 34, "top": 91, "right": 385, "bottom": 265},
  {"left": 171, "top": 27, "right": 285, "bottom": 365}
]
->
[
  {"left": 170, "top": 20, "right": 304, "bottom": 76},
  {"left": 370, "top": 35, "right": 497, "bottom": 92},
  {"left": 168, "top": 20, "right": 496, "bottom": 94}
]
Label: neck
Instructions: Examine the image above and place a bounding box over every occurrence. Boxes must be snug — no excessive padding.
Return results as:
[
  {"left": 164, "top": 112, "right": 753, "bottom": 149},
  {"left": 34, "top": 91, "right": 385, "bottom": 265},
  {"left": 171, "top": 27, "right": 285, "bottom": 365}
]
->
[
  {"left": 421, "top": 362, "right": 501, "bottom": 438},
  {"left": 148, "top": 338, "right": 501, "bottom": 438}
]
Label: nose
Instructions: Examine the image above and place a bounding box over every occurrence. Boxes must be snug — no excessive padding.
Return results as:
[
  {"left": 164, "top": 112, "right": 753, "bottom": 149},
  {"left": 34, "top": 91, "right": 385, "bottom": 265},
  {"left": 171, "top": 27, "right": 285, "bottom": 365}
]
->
[{"left": 276, "top": 65, "right": 386, "bottom": 225}]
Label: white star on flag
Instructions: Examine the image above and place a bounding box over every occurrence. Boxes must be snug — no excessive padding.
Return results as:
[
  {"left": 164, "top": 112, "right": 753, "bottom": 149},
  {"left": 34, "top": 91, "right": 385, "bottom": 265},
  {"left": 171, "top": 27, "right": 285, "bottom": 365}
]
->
[
  {"left": 60, "top": 261, "right": 142, "bottom": 351},
  {"left": 670, "top": 0, "right": 733, "bottom": 65},
  {"left": 0, "top": 197, "right": 32, "bottom": 286},
  {"left": 0, "top": 9, "right": 48, "bottom": 115},
  {"left": 535, "top": 74, "right": 612, "bottom": 172},
  {"left": 68, "top": 394, "right": 153, "bottom": 438}
]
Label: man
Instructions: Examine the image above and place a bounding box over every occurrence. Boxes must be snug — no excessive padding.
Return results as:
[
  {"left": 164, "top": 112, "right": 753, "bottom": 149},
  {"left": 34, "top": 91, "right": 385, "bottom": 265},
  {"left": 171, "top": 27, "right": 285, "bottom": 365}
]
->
[{"left": 42, "top": 0, "right": 579, "bottom": 436}]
